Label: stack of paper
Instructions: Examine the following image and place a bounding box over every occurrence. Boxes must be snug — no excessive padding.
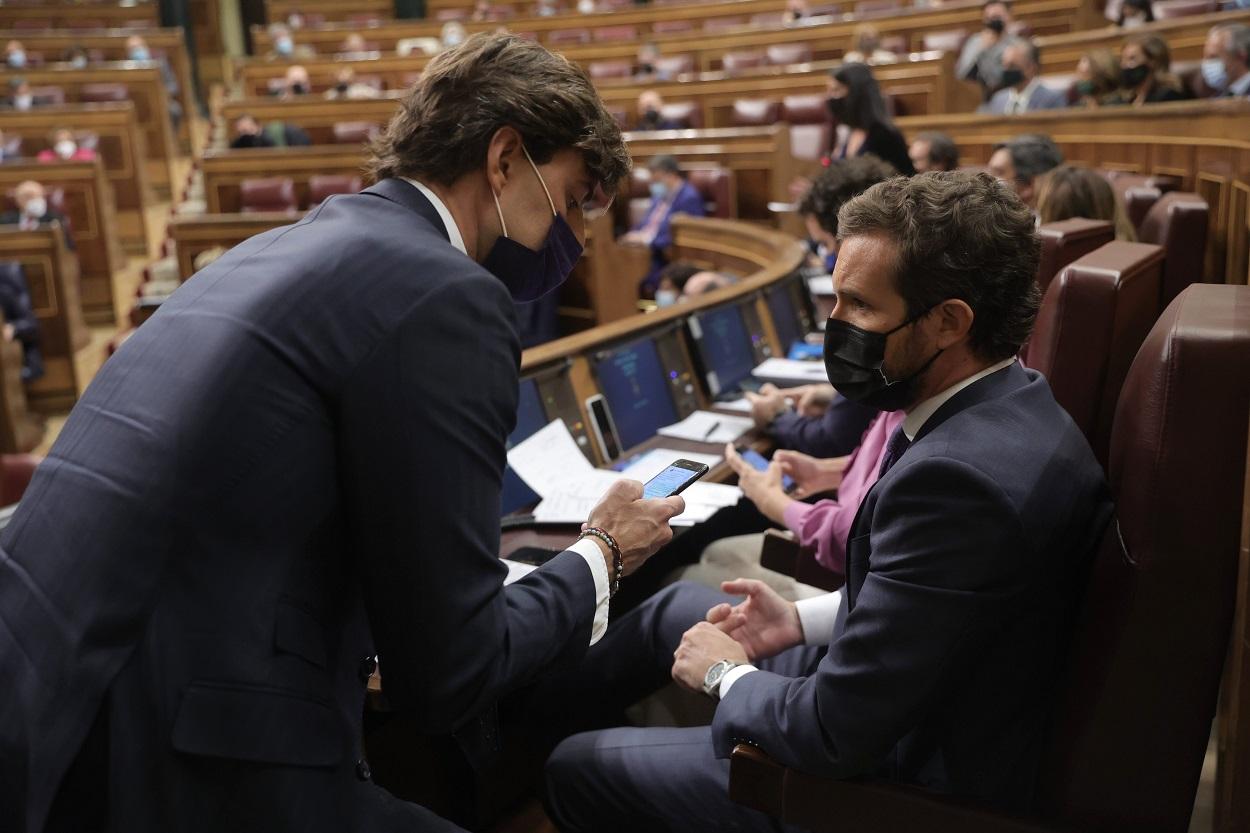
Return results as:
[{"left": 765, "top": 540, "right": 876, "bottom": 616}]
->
[
  {"left": 656, "top": 411, "right": 754, "bottom": 445},
  {"left": 671, "top": 481, "right": 743, "bottom": 526},
  {"left": 617, "top": 448, "right": 723, "bottom": 482},
  {"left": 752, "top": 358, "right": 829, "bottom": 385},
  {"left": 507, "top": 420, "right": 624, "bottom": 525}
]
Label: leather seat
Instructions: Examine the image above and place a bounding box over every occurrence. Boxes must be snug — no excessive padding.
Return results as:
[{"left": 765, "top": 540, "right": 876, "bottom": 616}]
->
[
  {"left": 722, "top": 50, "right": 764, "bottom": 74},
  {"left": 659, "top": 101, "right": 701, "bottom": 128},
  {"left": 308, "top": 174, "right": 363, "bottom": 208},
  {"left": 239, "top": 177, "right": 298, "bottom": 213},
  {"left": 588, "top": 60, "right": 633, "bottom": 80},
  {"left": 854, "top": 0, "right": 900, "bottom": 13},
  {"left": 652, "top": 19, "right": 695, "bottom": 34},
  {"left": 1121, "top": 185, "right": 1162, "bottom": 234},
  {"left": 0, "top": 453, "right": 41, "bottom": 506},
  {"left": 592, "top": 25, "right": 637, "bottom": 42},
  {"left": 730, "top": 283, "right": 1250, "bottom": 833},
  {"left": 1024, "top": 241, "right": 1164, "bottom": 466},
  {"left": 687, "top": 167, "right": 736, "bottom": 219},
  {"left": 30, "top": 86, "right": 65, "bottom": 106},
  {"left": 79, "top": 83, "right": 129, "bottom": 103},
  {"left": 1136, "top": 191, "right": 1210, "bottom": 309},
  {"left": 731, "top": 99, "right": 781, "bottom": 126},
  {"left": 12, "top": 19, "right": 52, "bottom": 29},
  {"left": 750, "top": 12, "right": 787, "bottom": 25},
  {"left": 765, "top": 44, "right": 813, "bottom": 66},
  {"left": 332, "top": 121, "right": 380, "bottom": 145},
  {"left": 783, "top": 94, "right": 833, "bottom": 160},
  {"left": 1036, "top": 218, "right": 1115, "bottom": 293},
  {"left": 547, "top": 28, "right": 591, "bottom": 45},
  {"left": 653, "top": 53, "right": 695, "bottom": 75},
  {"left": 703, "top": 16, "right": 747, "bottom": 31}
]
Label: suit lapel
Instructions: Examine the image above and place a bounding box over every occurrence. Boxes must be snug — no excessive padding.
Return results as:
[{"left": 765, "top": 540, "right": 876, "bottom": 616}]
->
[{"left": 360, "top": 178, "right": 451, "bottom": 243}]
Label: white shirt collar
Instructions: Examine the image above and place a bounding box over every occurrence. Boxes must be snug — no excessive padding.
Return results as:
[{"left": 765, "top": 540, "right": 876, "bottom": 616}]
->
[
  {"left": 1007, "top": 77, "right": 1041, "bottom": 111},
  {"left": 401, "top": 178, "right": 467, "bottom": 256},
  {"left": 902, "top": 357, "right": 1018, "bottom": 440}
]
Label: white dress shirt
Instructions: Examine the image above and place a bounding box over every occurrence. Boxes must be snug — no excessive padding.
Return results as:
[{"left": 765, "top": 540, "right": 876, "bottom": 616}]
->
[
  {"left": 1005, "top": 78, "right": 1040, "bottom": 114},
  {"left": 720, "top": 357, "right": 1019, "bottom": 697},
  {"left": 401, "top": 178, "right": 612, "bottom": 646}
]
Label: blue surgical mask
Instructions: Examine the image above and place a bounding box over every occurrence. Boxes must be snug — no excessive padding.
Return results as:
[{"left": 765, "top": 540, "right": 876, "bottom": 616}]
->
[
  {"left": 655, "top": 289, "right": 678, "bottom": 307},
  {"left": 129, "top": 47, "right": 150, "bottom": 62},
  {"left": 7, "top": 51, "right": 25, "bottom": 68},
  {"left": 483, "top": 146, "right": 584, "bottom": 303},
  {"left": 1201, "top": 58, "right": 1228, "bottom": 90},
  {"left": 275, "top": 37, "right": 294, "bottom": 56},
  {"left": 649, "top": 181, "right": 669, "bottom": 201}
]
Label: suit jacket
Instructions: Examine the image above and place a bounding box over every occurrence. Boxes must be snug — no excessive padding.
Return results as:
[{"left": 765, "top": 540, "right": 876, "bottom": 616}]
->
[
  {"left": 0, "top": 209, "right": 74, "bottom": 250},
  {"left": 0, "top": 260, "right": 43, "bottom": 380},
  {"left": 638, "top": 180, "right": 706, "bottom": 291},
  {"left": 0, "top": 178, "right": 601, "bottom": 833},
  {"left": 713, "top": 363, "right": 1113, "bottom": 812},
  {"left": 980, "top": 82, "right": 1069, "bottom": 114},
  {"left": 768, "top": 392, "right": 877, "bottom": 458}
]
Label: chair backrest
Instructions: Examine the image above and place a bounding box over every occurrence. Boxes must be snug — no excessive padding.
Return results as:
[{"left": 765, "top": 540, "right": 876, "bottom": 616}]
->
[
  {"left": 1136, "top": 191, "right": 1209, "bottom": 310},
  {"left": 332, "top": 121, "right": 380, "bottom": 144},
  {"left": 783, "top": 95, "right": 833, "bottom": 160},
  {"left": 1037, "top": 283, "right": 1250, "bottom": 833},
  {"left": 687, "top": 167, "right": 736, "bottom": 219},
  {"left": 782, "top": 94, "right": 830, "bottom": 125},
  {"left": 589, "top": 59, "right": 633, "bottom": 80},
  {"left": 654, "top": 53, "right": 695, "bottom": 75},
  {"left": 1152, "top": 0, "right": 1217, "bottom": 17},
  {"left": 79, "top": 83, "right": 128, "bottom": 103},
  {"left": 854, "top": 0, "right": 900, "bottom": 12},
  {"left": 703, "top": 15, "right": 746, "bottom": 30},
  {"left": 308, "top": 174, "right": 362, "bottom": 207},
  {"left": 731, "top": 98, "right": 781, "bottom": 126},
  {"left": 240, "top": 177, "right": 297, "bottom": 213},
  {"left": 751, "top": 12, "right": 787, "bottom": 25},
  {"left": 659, "top": 101, "right": 701, "bottom": 128},
  {"left": 1121, "top": 185, "right": 1162, "bottom": 234},
  {"left": 1036, "top": 218, "right": 1115, "bottom": 293},
  {"left": 29, "top": 86, "right": 65, "bottom": 106},
  {"left": 722, "top": 50, "right": 764, "bottom": 74},
  {"left": 548, "top": 28, "right": 591, "bottom": 44},
  {"left": 0, "top": 453, "right": 41, "bottom": 506},
  {"left": 651, "top": 19, "right": 694, "bottom": 34},
  {"left": 593, "top": 24, "right": 637, "bottom": 42},
  {"left": 766, "top": 44, "right": 813, "bottom": 66},
  {"left": 1024, "top": 241, "right": 1164, "bottom": 467},
  {"left": 922, "top": 28, "right": 968, "bottom": 51}
]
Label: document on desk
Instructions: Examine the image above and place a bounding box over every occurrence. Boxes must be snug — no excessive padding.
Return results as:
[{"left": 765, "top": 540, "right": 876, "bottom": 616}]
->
[
  {"left": 752, "top": 358, "right": 830, "bottom": 385},
  {"left": 618, "top": 448, "right": 724, "bottom": 482},
  {"left": 531, "top": 469, "right": 623, "bottom": 524},
  {"left": 508, "top": 420, "right": 625, "bottom": 524},
  {"left": 714, "top": 397, "right": 754, "bottom": 414},
  {"left": 671, "top": 481, "right": 744, "bottom": 526},
  {"left": 657, "top": 411, "right": 754, "bottom": 444}
]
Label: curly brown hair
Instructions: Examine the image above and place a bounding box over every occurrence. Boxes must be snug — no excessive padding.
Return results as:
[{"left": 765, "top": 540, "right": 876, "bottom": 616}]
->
[
  {"left": 798, "top": 155, "right": 898, "bottom": 236},
  {"left": 365, "top": 32, "right": 631, "bottom": 195}
]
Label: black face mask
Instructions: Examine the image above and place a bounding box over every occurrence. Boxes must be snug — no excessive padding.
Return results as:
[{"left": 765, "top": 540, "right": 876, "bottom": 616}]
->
[
  {"left": 335, "top": 82, "right": 349, "bottom": 93},
  {"left": 823, "top": 311, "right": 943, "bottom": 412},
  {"left": 1000, "top": 67, "right": 1026, "bottom": 88},
  {"left": 1121, "top": 64, "right": 1149, "bottom": 87},
  {"left": 826, "top": 95, "right": 849, "bottom": 123},
  {"left": 642, "top": 108, "right": 660, "bottom": 124},
  {"left": 639, "top": 62, "right": 655, "bottom": 75},
  {"left": 290, "top": 82, "right": 309, "bottom": 95},
  {"left": 985, "top": 17, "right": 1006, "bottom": 34}
]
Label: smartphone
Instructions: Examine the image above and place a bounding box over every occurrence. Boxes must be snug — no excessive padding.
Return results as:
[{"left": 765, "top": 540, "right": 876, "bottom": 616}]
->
[
  {"left": 737, "top": 447, "right": 796, "bottom": 493},
  {"left": 585, "top": 394, "right": 622, "bottom": 462},
  {"left": 642, "top": 459, "right": 710, "bottom": 499}
]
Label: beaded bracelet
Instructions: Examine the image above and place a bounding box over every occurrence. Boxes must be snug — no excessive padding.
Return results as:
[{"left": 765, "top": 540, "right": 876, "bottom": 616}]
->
[{"left": 580, "top": 526, "right": 623, "bottom": 598}]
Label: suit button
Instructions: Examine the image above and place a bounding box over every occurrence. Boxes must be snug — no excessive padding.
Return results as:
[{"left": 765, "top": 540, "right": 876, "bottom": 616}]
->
[
  {"left": 359, "top": 656, "right": 377, "bottom": 682},
  {"left": 355, "top": 759, "right": 372, "bottom": 781}
]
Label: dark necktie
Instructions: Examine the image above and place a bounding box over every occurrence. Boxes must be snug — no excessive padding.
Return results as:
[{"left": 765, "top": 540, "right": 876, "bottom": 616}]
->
[{"left": 878, "top": 424, "right": 912, "bottom": 478}]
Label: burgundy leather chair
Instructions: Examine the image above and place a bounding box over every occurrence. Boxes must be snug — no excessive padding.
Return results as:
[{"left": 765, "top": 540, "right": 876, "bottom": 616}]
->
[
  {"left": 1036, "top": 218, "right": 1115, "bottom": 294},
  {"left": 593, "top": 25, "right": 638, "bottom": 42},
  {"left": 69, "top": 19, "right": 106, "bottom": 31},
  {"left": 687, "top": 167, "right": 736, "bottom": 219},
  {"left": 1152, "top": 0, "right": 1217, "bottom": 16},
  {"left": 1136, "top": 191, "right": 1210, "bottom": 309},
  {"left": 29, "top": 86, "right": 65, "bottom": 106},
  {"left": 731, "top": 99, "right": 781, "bottom": 126},
  {"left": 332, "top": 121, "right": 380, "bottom": 144},
  {"left": 765, "top": 44, "right": 813, "bottom": 66},
  {"left": 308, "top": 174, "right": 363, "bottom": 208},
  {"left": 547, "top": 28, "right": 591, "bottom": 45},
  {"left": 352, "top": 75, "right": 384, "bottom": 92},
  {"left": 653, "top": 54, "right": 695, "bottom": 75},
  {"left": 1121, "top": 185, "right": 1162, "bottom": 234},
  {"left": 346, "top": 12, "right": 383, "bottom": 24},
  {"left": 652, "top": 19, "right": 695, "bottom": 34},
  {"left": 659, "top": 101, "right": 701, "bottom": 128},
  {"left": 703, "top": 16, "right": 747, "bottom": 31},
  {"left": 722, "top": 50, "right": 765, "bottom": 74},
  {"left": 588, "top": 59, "right": 633, "bottom": 80},
  {"left": 78, "top": 83, "right": 129, "bottom": 103},
  {"left": 731, "top": 282, "right": 1250, "bottom": 833},
  {"left": 435, "top": 8, "right": 468, "bottom": 19},
  {"left": 0, "top": 453, "right": 41, "bottom": 506},
  {"left": 1024, "top": 241, "right": 1164, "bottom": 467},
  {"left": 782, "top": 94, "right": 833, "bottom": 161},
  {"left": 239, "top": 177, "right": 298, "bottom": 213}
]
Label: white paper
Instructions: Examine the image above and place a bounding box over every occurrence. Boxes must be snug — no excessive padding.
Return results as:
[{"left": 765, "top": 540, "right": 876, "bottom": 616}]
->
[
  {"left": 715, "top": 397, "right": 754, "bottom": 414},
  {"left": 507, "top": 419, "right": 594, "bottom": 496},
  {"left": 671, "top": 482, "right": 744, "bottom": 526},
  {"left": 532, "top": 468, "right": 623, "bottom": 524},
  {"left": 752, "top": 358, "right": 830, "bottom": 385},
  {"left": 503, "top": 559, "right": 538, "bottom": 584},
  {"left": 657, "top": 411, "right": 754, "bottom": 444},
  {"left": 807, "top": 275, "right": 834, "bottom": 295},
  {"left": 618, "top": 448, "right": 724, "bottom": 483}
]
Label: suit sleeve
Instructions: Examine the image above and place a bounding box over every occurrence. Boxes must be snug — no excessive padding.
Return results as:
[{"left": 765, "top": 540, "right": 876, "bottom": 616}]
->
[
  {"left": 711, "top": 456, "right": 1028, "bottom": 775},
  {"left": 337, "top": 272, "right": 598, "bottom": 732},
  {"left": 769, "top": 394, "right": 876, "bottom": 457}
]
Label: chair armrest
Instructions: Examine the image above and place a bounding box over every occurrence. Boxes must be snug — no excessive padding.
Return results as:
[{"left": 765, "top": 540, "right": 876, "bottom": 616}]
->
[{"left": 729, "top": 745, "right": 1077, "bottom": 833}]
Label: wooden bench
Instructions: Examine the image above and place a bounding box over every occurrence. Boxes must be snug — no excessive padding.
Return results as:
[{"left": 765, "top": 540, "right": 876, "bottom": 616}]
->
[
  {"left": 0, "top": 225, "right": 90, "bottom": 413},
  {"left": 264, "top": 0, "right": 393, "bottom": 26},
  {"left": 1037, "top": 9, "right": 1250, "bottom": 74},
  {"left": 897, "top": 98, "right": 1250, "bottom": 287},
  {"left": 0, "top": 63, "right": 178, "bottom": 198},
  {"left": 0, "top": 2, "right": 159, "bottom": 32},
  {"left": 168, "top": 211, "right": 298, "bottom": 281},
  {"left": 2, "top": 102, "right": 152, "bottom": 256},
  {"left": 0, "top": 27, "right": 199, "bottom": 154},
  {"left": 0, "top": 160, "right": 123, "bottom": 325}
]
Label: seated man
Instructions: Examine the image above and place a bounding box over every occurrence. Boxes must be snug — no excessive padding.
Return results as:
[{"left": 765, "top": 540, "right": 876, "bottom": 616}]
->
[
  {"left": 956, "top": 0, "right": 1016, "bottom": 98},
  {"left": 987, "top": 132, "right": 1063, "bottom": 211},
  {"left": 621, "top": 155, "right": 705, "bottom": 295},
  {"left": 543, "top": 171, "right": 1113, "bottom": 830},
  {"left": 0, "top": 260, "right": 43, "bottom": 381},
  {"left": 0, "top": 180, "right": 74, "bottom": 250},
  {"left": 5, "top": 39, "right": 27, "bottom": 70},
  {"left": 4, "top": 78, "right": 33, "bottom": 111},
  {"left": 634, "top": 89, "right": 682, "bottom": 131},
  {"left": 1204, "top": 23, "right": 1250, "bottom": 97},
  {"left": 229, "top": 114, "right": 274, "bottom": 149},
  {"left": 908, "top": 130, "right": 960, "bottom": 173},
  {"left": 128, "top": 35, "right": 183, "bottom": 128},
  {"left": 979, "top": 38, "right": 1067, "bottom": 114}
]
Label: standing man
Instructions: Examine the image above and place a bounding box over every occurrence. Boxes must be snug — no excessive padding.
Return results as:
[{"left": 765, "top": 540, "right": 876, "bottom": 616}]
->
[
  {"left": 0, "top": 34, "right": 682, "bottom": 833},
  {"left": 956, "top": 0, "right": 1017, "bottom": 97}
]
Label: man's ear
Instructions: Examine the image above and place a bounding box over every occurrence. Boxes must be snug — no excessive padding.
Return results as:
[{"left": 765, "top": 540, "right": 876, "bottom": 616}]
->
[
  {"left": 486, "top": 126, "right": 523, "bottom": 194},
  {"left": 932, "top": 298, "right": 975, "bottom": 350}
]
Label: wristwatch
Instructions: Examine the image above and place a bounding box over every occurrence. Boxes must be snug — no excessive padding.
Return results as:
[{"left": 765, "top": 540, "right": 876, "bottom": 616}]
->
[{"left": 702, "top": 658, "right": 742, "bottom": 699}]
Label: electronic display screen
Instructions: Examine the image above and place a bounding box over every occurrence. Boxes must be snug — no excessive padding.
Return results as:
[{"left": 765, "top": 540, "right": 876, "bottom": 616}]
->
[
  {"left": 593, "top": 337, "right": 679, "bottom": 451},
  {"left": 767, "top": 283, "right": 802, "bottom": 354},
  {"left": 694, "top": 304, "right": 757, "bottom": 395},
  {"left": 501, "top": 378, "right": 546, "bottom": 515},
  {"left": 643, "top": 464, "right": 700, "bottom": 499}
]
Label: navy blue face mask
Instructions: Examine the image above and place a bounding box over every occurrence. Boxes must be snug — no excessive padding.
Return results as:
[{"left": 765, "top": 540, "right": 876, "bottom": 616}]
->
[
  {"left": 823, "top": 309, "right": 942, "bottom": 412},
  {"left": 483, "top": 146, "right": 584, "bottom": 303}
]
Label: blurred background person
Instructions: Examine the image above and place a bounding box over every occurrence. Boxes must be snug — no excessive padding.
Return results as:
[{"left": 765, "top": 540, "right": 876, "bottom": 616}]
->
[
  {"left": 4, "top": 78, "right": 33, "bottom": 111},
  {"left": 279, "top": 64, "right": 312, "bottom": 98},
  {"left": 62, "top": 44, "right": 91, "bottom": 68},
  {"left": 1073, "top": 48, "right": 1122, "bottom": 106},
  {"left": 128, "top": 34, "right": 183, "bottom": 128},
  {"left": 229, "top": 114, "right": 274, "bottom": 149},
  {"left": 36, "top": 128, "right": 96, "bottom": 163},
  {"left": 653, "top": 262, "right": 733, "bottom": 307},
  {"left": 440, "top": 20, "right": 468, "bottom": 50},
  {"left": 1112, "top": 34, "right": 1188, "bottom": 106},
  {"left": 5, "top": 39, "right": 27, "bottom": 69},
  {"left": 825, "top": 63, "right": 915, "bottom": 175},
  {"left": 0, "top": 261, "right": 43, "bottom": 381},
  {"left": 634, "top": 89, "right": 681, "bottom": 130},
  {"left": 987, "top": 133, "right": 1063, "bottom": 209},
  {"left": 908, "top": 131, "right": 960, "bottom": 173},
  {"left": 323, "top": 67, "right": 381, "bottom": 100},
  {"left": 337, "top": 32, "right": 374, "bottom": 59},
  {"left": 0, "top": 180, "right": 74, "bottom": 249},
  {"left": 1204, "top": 23, "right": 1250, "bottom": 97},
  {"left": 783, "top": 0, "right": 811, "bottom": 24},
  {"left": 621, "top": 155, "right": 706, "bottom": 295},
  {"left": 843, "top": 24, "right": 897, "bottom": 63},
  {"left": 956, "top": 0, "right": 1016, "bottom": 98},
  {"left": 980, "top": 38, "right": 1067, "bottom": 114},
  {"left": 265, "top": 23, "right": 315, "bottom": 59},
  {"left": 1036, "top": 165, "right": 1137, "bottom": 240},
  {"left": 1117, "top": 0, "right": 1154, "bottom": 29}
]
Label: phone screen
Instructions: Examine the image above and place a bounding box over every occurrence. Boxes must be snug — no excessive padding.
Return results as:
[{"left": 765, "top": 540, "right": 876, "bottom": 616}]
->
[
  {"left": 738, "top": 448, "right": 796, "bottom": 492},
  {"left": 642, "top": 462, "right": 707, "bottom": 499}
]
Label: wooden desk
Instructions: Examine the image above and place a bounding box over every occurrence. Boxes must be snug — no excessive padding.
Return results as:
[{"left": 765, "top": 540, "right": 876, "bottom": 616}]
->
[
  {"left": 168, "top": 211, "right": 299, "bottom": 281},
  {"left": 0, "top": 63, "right": 178, "bottom": 198},
  {"left": 2, "top": 102, "right": 152, "bottom": 256},
  {"left": 0, "top": 225, "right": 89, "bottom": 412},
  {"left": 0, "top": 2, "right": 159, "bottom": 32},
  {"left": 897, "top": 98, "right": 1250, "bottom": 287},
  {"left": 200, "top": 145, "right": 366, "bottom": 213},
  {"left": 0, "top": 28, "right": 199, "bottom": 154},
  {"left": 219, "top": 92, "right": 403, "bottom": 145},
  {"left": 0, "top": 160, "right": 123, "bottom": 325},
  {"left": 1037, "top": 9, "right": 1250, "bottom": 74}
]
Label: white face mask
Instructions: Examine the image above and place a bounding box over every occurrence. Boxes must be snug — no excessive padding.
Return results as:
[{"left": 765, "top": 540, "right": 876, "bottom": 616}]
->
[
  {"left": 1122, "top": 15, "right": 1146, "bottom": 28},
  {"left": 23, "top": 197, "right": 47, "bottom": 219},
  {"left": 655, "top": 289, "right": 679, "bottom": 307},
  {"left": 14, "top": 94, "right": 32, "bottom": 111},
  {"left": 54, "top": 140, "right": 76, "bottom": 159},
  {"left": 578, "top": 0, "right": 596, "bottom": 11}
]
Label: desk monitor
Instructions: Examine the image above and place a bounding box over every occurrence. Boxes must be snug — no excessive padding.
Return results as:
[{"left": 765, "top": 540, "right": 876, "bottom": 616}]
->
[
  {"left": 592, "top": 336, "right": 679, "bottom": 451},
  {"left": 690, "top": 303, "right": 757, "bottom": 397},
  {"left": 767, "top": 281, "right": 803, "bottom": 355},
  {"left": 501, "top": 377, "right": 547, "bottom": 516}
]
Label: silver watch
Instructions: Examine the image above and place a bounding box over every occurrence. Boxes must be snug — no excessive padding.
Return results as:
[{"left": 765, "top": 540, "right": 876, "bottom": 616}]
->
[{"left": 702, "top": 658, "right": 741, "bottom": 699}]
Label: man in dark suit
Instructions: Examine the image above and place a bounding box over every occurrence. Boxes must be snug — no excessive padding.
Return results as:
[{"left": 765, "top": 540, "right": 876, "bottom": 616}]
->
[
  {"left": 0, "top": 179, "right": 74, "bottom": 250},
  {"left": 0, "top": 260, "right": 43, "bottom": 380},
  {"left": 542, "top": 171, "right": 1113, "bottom": 831},
  {"left": 0, "top": 33, "right": 685, "bottom": 833},
  {"left": 978, "top": 39, "right": 1069, "bottom": 115},
  {"left": 622, "top": 155, "right": 706, "bottom": 295}
]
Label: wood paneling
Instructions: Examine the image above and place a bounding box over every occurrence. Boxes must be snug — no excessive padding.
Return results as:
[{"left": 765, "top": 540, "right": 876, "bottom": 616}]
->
[{"left": 0, "top": 3, "right": 158, "bottom": 32}]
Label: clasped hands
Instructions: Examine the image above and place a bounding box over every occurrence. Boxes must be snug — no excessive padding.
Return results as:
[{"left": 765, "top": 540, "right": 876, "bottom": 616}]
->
[{"left": 671, "top": 579, "right": 805, "bottom": 694}]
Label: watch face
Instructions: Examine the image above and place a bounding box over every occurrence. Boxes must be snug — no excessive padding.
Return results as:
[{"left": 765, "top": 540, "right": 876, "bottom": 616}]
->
[{"left": 704, "top": 659, "right": 730, "bottom": 690}]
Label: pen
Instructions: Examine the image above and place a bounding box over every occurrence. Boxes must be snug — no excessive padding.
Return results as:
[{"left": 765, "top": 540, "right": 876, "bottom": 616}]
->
[{"left": 701, "top": 420, "right": 720, "bottom": 441}]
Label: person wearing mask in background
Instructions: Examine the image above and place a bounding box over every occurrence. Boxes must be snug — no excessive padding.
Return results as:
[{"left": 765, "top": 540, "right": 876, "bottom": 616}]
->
[
  {"left": 471, "top": 0, "right": 497, "bottom": 21},
  {"left": 987, "top": 132, "right": 1063, "bottom": 210},
  {"left": 1117, "top": 0, "right": 1154, "bottom": 29},
  {"left": 634, "top": 89, "right": 681, "bottom": 130},
  {"left": 337, "top": 32, "right": 374, "bottom": 59},
  {"left": 825, "top": 63, "right": 915, "bottom": 175},
  {"left": 535, "top": 0, "right": 561, "bottom": 16},
  {"left": 0, "top": 180, "right": 74, "bottom": 249},
  {"left": 62, "top": 44, "right": 91, "bottom": 69},
  {"left": 5, "top": 40, "right": 27, "bottom": 69},
  {"left": 979, "top": 38, "right": 1067, "bottom": 114},
  {"left": 36, "top": 128, "right": 97, "bottom": 163},
  {"left": 265, "top": 23, "right": 315, "bottom": 60},
  {"left": 956, "top": 0, "right": 1016, "bottom": 99},
  {"left": 635, "top": 42, "right": 673, "bottom": 80},
  {"left": 4, "top": 78, "right": 34, "bottom": 111},
  {"left": 229, "top": 114, "right": 276, "bottom": 149},
  {"left": 653, "top": 262, "right": 732, "bottom": 307},
  {"left": 0, "top": 33, "right": 686, "bottom": 833},
  {"left": 1036, "top": 164, "right": 1137, "bottom": 240},
  {"left": 280, "top": 64, "right": 312, "bottom": 98},
  {"left": 440, "top": 21, "right": 468, "bottom": 50},
  {"left": 1073, "top": 48, "right": 1121, "bottom": 106},
  {"left": 1204, "top": 23, "right": 1250, "bottom": 97},
  {"left": 1111, "top": 34, "right": 1188, "bottom": 105},
  {"left": 127, "top": 34, "right": 185, "bottom": 127},
  {"left": 0, "top": 261, "right": 43, "bottom": 381},
  {"left": 577, "top": 0, "right": 598, "bottom": 14},
  {"left": 842, "top": 24, "right": 898, "bottom": 64},
  {"left": 621, "top": 155, "right": 705, "bottom": 295},
  {"left": 796, "top": 156, "right": 897, "bottom": 277},
  {"left": 323, "top": 67, "right": 381, "bottom": 100},
  {"left": 783, "top": 0, "right": 810, "bottom": 24},
  {"left": 908, "top": 130, "right": 960, "bottom": 173}
]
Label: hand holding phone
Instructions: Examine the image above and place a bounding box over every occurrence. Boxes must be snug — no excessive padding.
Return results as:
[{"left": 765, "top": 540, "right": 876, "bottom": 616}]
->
[
  {"left": 584, "top": 479, "right": 687, "bottom": 577},
  {"left": 642, "top": 459, "right": 710, "bottom": 499},
  {"left": 736, "top": 447, "right": 796, "bottom": 493}
]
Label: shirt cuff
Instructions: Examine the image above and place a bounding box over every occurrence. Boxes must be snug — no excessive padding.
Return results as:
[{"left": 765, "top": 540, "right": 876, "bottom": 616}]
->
[
  {"left": 568, "top": 537, "right": 611, "bottom": 646},
  {"left": 782, "top": 500, "right": 814, "bottom": 535},
  {"left": 795, "top": 590, "right": 843, "bottom": 647},
  {"left": 718, "top": 664, "right": 758, "bottom": 699}
]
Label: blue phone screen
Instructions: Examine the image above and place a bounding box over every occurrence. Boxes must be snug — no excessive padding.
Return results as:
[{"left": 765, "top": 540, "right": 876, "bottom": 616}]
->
[
  {"left": 740, "top": 448, "right": 795, "bottom": 491},
  {"left": 644, "top": 465, "right": 698, "bottom": 499}
]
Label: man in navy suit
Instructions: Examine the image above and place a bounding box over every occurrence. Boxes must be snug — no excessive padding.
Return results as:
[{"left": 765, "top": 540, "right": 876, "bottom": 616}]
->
[
  {"left": 542, "top": 171, "right": 1113, "bottom": 831},
  {"left": 622, "top": 155, "right": 707, "bottom": 295},
  {"left": 979, "top": 39, "right": 1069, "bottom": 115},
  {"left": 0, "top": 34, "right": 686, "bottom": 833}
]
